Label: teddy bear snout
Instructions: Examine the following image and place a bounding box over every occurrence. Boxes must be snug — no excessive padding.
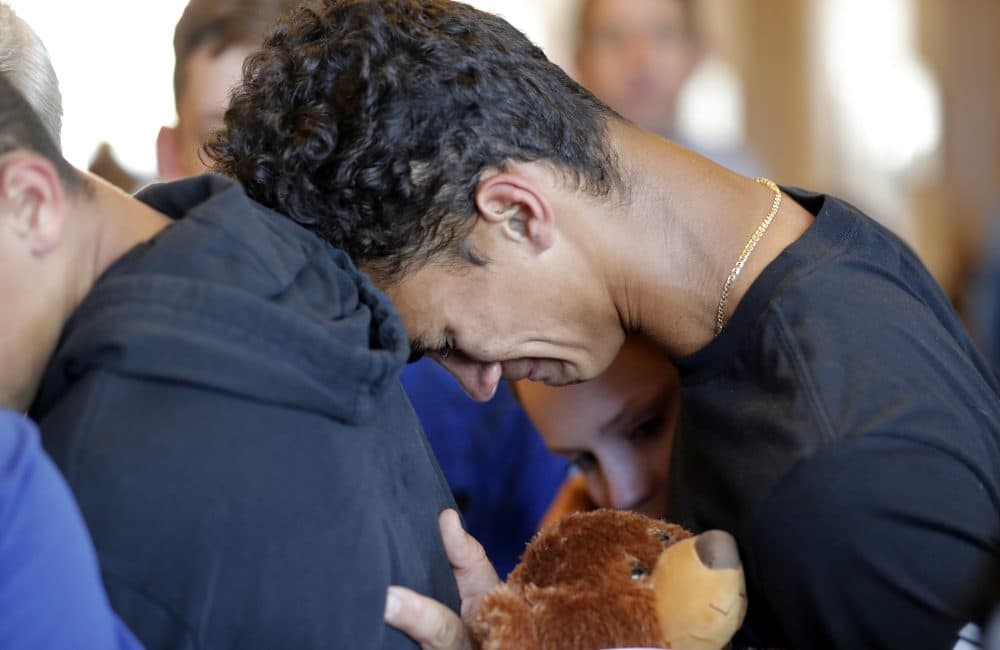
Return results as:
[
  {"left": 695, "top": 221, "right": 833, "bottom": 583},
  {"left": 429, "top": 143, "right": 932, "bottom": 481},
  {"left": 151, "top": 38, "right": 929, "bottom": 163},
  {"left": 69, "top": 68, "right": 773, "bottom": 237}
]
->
[{"left": 693, "top": 530, "right": 741, "bottom": 571}]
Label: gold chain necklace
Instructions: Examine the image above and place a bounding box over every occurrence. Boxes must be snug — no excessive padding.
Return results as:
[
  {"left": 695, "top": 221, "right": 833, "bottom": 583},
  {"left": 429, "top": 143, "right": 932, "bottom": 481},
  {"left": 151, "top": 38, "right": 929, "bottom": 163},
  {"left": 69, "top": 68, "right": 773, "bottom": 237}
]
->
[{"left": 714, "top": 177, "right": 782, "bottom": 335}]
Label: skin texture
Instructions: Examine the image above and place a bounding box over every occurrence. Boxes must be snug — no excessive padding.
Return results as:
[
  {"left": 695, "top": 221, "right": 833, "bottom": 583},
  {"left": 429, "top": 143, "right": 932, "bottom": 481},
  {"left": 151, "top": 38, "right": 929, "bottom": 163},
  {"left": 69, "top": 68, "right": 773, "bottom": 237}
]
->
[
  {"left": 384, "top": 163, "right": 627, "bottom": 403},
  {"left": 576, "top": 0, "right": 699, "bottom": 136},
  {"left": 157, "top": 44, "right": 256, "bottom": 179},
  {"left": 385, "top": 122, "right": 815, "bottom": 406},
  {"left": 0, "top": 154, "right": 168, "bottom": 411},
  {"left": 515, "top": 336, "right": 681, "bottom": 521}
]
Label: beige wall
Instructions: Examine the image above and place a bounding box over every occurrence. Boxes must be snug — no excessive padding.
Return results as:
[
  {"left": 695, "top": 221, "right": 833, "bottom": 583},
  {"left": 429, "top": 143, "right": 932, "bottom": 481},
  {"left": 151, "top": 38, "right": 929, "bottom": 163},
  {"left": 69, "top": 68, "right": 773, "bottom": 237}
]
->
[{"left": 918, "top": 0, "right": 1000, "bottom": 299}]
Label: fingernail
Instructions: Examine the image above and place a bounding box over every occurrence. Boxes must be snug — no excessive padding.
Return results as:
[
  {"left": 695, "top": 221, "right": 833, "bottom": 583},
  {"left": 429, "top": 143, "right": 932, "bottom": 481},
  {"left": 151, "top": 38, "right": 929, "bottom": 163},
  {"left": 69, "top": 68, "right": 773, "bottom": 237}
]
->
[{"left": 384, "top": 588, "right": 401, "bottom": 620}]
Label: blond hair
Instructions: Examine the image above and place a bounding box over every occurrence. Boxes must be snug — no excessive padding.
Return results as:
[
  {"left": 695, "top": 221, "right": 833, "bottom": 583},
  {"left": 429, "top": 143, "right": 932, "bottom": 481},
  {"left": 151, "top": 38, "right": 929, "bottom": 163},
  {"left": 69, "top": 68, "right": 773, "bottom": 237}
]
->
[{"left": 0, "top": 4, "right": 62, "bottom": 146}]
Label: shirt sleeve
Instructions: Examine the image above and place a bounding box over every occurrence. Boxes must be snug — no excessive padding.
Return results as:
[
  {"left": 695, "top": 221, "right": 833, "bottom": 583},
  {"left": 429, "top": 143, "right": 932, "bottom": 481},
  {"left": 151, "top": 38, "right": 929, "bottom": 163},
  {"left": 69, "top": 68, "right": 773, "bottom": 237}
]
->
[
  {"left": 741, "top": 433, "right": 999, "bottom": 649},
  {"left": 0, "top": 410, "right": 143, "bottom": 650}
]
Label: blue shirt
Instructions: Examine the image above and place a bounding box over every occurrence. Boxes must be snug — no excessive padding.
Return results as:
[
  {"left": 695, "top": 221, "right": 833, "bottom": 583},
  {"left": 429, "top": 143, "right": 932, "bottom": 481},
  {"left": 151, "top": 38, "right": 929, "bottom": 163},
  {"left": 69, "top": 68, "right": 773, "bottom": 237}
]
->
[
  {"left": 402, "top": 359, "right": 568, "bottom": 577},
  {"left": 0, "top": 409, "right": 140, "bottom": 649}
]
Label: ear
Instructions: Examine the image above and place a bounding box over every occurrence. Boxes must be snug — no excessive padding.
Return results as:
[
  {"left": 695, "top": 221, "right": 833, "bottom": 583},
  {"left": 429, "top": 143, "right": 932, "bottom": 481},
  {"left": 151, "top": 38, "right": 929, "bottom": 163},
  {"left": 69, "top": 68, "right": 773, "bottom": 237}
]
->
[
  {"left": 474, "top": 171, "right": 556, "bottom": 252},
  {"left": 156, "top": 125, "right": 184, "bottom": 180},
  {"left": 0, "top": 152, "right": 67, "bottom": 256}
]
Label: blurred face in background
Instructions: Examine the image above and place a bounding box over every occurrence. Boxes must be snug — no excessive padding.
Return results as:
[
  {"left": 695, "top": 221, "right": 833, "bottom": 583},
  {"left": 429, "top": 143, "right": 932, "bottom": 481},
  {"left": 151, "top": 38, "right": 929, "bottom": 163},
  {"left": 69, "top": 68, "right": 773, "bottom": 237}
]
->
[
  {"left": 576, "top": 0, "right": 699, "bottom": 136},
  {"left": 516, "top": 336, "right": 681, "bottom": 519},
  {"left": 156, "top": 43, "right": 255, "bottom": 179}
]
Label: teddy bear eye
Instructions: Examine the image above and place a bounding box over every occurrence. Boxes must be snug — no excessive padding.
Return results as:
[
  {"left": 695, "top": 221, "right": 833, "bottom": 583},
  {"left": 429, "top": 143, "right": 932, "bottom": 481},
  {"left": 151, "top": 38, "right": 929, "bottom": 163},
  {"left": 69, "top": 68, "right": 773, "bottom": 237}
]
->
[
  {"left": 654, "top": 530, "right": 675, "bottom": 544},
  {"left": 630, "top": 561, "right": 650, "bottom": 580}
]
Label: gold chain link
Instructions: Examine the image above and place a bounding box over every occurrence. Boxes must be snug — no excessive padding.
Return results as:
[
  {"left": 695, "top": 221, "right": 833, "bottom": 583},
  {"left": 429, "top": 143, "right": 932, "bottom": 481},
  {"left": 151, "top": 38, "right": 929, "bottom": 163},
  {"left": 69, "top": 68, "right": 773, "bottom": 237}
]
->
[{"left": 715, "top": 177, "right": 783, "bottom": 335}]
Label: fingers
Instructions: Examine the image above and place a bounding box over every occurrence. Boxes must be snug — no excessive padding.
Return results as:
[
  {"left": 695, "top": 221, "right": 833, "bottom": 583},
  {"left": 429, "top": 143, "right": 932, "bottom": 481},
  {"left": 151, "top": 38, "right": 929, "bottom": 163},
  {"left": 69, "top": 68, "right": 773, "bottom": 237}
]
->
[
  {"left": 439, "top": 509, "right": 500, "bottom": 618},
  {"left": 385, "top": 510, "right": 499, "bottom": 648},
  {"left": 384, "top": 585, "right": 472, "bottom": 650}
]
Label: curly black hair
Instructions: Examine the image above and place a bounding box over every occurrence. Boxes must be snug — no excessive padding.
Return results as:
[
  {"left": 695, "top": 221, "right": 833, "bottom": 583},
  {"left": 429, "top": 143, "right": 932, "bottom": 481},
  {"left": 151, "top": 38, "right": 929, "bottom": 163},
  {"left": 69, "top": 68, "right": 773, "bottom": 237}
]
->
[{"left": 207, "top": 0, "right": 622, "bottom": 284}]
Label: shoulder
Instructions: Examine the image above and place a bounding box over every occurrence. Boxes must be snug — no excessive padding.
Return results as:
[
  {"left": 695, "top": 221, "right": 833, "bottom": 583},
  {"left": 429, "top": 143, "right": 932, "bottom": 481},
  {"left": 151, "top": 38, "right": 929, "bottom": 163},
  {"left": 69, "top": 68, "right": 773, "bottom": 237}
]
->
[{"left": 0, "top": 410, "right": 41, "bottom": 492}]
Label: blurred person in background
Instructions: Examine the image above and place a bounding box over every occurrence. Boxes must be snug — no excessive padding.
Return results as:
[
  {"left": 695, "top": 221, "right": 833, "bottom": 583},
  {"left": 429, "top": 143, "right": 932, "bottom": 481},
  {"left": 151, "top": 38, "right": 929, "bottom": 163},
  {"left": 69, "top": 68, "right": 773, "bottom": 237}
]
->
[
  {"left": 159, "top": 0, "right": 567, "bottom": 578},
  {"left": 156, "top": 0, "right": 299, "bottom": 180},
  {"left": 575, "top": 0, "right": 763, "bottom": 177}
]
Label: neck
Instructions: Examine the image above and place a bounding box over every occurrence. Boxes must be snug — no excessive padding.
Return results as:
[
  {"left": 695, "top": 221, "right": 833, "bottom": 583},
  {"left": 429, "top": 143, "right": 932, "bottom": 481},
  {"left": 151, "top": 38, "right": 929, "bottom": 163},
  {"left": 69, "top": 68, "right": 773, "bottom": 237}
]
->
[
  {"left": 598, "top": 121, "right": 813, "bottom": 358},
  {"left": 4, "top": 173, "right": 170, "bottom": 412},
  {"left": 72, "top": 173, "right": 171, "bottom": 307}
]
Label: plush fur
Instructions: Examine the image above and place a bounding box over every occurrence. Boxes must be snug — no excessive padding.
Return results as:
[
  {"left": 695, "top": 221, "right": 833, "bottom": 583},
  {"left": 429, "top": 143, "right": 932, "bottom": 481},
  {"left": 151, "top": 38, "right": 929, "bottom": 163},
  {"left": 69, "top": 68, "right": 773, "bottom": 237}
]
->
[{"left": 473, "top": 509, "right": 691, "bottom": 650}]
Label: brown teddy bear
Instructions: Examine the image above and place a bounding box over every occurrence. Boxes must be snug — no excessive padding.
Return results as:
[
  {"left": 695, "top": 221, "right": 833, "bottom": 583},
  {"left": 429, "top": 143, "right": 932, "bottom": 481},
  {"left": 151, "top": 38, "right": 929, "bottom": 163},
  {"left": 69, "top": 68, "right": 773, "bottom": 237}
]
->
[{"left": 472, "top": 509, "right": 746, "bottom": 650}]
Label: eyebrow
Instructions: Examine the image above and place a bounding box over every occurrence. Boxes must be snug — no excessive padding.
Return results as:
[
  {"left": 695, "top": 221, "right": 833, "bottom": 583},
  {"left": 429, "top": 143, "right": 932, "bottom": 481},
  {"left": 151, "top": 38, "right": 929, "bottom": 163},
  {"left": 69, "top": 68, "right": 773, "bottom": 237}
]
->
[
  {"left": 407, "top": 343, "right": 426, "bottom": 364},
  {"left": 548, "top": 444, "right": 587, "bottom": 457},
  {"left": 408, "top": 329, "right": 453, "bottom": 362},
  {"left": 597, "top": 384, "right": 674, "bottom": 437}
]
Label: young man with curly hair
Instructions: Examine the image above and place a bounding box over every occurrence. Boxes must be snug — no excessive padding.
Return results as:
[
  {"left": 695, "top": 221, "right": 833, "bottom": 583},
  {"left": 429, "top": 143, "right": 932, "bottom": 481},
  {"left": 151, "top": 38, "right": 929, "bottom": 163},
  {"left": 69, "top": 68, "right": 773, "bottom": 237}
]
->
[
  {"left": 209, "top": 1, "right": 1000, "bottom": 648},
  {"left": 155, "top": 0, "right": 566, "bottom": 584}
]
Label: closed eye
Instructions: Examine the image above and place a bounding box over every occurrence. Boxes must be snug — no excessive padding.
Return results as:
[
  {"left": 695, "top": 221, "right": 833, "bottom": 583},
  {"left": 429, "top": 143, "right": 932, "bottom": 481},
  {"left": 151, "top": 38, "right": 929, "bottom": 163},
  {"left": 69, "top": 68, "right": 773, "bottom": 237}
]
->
[{"left": 570, "top": 451, "right": 598, "bottom": 473}]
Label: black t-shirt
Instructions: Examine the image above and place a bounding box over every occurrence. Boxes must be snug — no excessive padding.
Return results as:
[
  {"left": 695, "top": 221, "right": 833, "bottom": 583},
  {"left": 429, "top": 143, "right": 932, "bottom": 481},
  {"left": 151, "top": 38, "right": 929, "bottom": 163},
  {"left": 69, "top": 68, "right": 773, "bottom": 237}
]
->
[{"left": 670, "top": 188, "right": 1000, "bottom": 649}]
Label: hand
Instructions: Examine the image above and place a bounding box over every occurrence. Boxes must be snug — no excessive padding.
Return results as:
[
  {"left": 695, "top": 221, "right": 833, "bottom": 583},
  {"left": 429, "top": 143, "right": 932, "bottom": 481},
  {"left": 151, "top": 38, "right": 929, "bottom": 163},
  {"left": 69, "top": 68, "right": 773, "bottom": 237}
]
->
[{"left": 385, "top": 509, "right": 500, "bottom": 649}]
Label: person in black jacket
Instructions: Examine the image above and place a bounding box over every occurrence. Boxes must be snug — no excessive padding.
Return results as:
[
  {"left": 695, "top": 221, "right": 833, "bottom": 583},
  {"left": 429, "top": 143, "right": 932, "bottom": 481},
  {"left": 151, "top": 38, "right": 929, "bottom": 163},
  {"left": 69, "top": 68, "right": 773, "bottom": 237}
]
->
[
  {"left": 1, "top": 73, "right": 459, "bottom": 650},
  {"left": 207, "top": 2, "right": 1000, "bottom": 648}
]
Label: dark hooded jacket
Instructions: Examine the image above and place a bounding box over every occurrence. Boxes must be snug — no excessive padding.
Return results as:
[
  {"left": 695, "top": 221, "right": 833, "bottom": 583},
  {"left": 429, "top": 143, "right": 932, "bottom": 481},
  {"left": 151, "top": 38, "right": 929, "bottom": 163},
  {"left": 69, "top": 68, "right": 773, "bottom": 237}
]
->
[{"left": 31, "top": 175, "right": 460, "bottom": 649}]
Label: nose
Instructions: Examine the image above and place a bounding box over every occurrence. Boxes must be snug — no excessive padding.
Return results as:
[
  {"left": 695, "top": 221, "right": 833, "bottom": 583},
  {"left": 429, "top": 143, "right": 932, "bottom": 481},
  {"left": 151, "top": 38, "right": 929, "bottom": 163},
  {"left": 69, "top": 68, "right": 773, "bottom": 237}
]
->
[
  {"left": 624, "top": 32, "right": 660, "bottom": 71},
  {"left": 694, "top": 530, "right": 742, "bottom": 571},
  {"left": 435, "top": 351, "right": 502, "bottom": 402},
  {"left": 601, "top": 456, "right": 653, "bottom": 512}
]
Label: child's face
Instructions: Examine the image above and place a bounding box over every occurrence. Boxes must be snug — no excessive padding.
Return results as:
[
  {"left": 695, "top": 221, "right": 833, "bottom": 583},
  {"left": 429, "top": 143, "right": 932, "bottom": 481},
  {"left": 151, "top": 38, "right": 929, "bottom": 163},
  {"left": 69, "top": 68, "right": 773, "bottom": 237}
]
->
[{"left": 517, "top": 337, "right": 680, "bottom": 519}]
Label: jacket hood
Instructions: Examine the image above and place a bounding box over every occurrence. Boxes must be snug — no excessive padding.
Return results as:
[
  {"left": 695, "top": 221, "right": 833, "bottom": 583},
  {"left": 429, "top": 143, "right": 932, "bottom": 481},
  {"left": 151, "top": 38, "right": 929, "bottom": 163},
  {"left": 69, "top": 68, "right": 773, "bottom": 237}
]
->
[{"left": 33, "top": 175, "right": 408, "bottom": 424}]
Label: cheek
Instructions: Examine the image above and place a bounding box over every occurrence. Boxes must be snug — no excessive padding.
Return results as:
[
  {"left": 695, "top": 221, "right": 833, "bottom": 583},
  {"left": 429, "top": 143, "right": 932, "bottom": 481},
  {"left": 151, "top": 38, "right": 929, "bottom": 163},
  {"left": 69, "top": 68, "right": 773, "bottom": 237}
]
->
[
  {"left": 0, "top": 246, "right": 32, "bottom": 321},
  {"left": 650, "top": 426, "right": 678, "bottom": 477},
  {"left": 643, "top": 451, "right": 672, "bottom": 492},
  {"left": 584, "top": 474, "right": 609, "bottom": 508}
]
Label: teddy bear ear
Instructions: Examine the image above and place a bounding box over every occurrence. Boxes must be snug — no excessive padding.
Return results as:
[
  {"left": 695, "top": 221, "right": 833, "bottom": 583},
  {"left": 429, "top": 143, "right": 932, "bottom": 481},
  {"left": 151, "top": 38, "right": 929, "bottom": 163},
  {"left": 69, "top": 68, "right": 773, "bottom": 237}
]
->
[{"left": 472, "top": 584, "right": 542, "bottom": 650}]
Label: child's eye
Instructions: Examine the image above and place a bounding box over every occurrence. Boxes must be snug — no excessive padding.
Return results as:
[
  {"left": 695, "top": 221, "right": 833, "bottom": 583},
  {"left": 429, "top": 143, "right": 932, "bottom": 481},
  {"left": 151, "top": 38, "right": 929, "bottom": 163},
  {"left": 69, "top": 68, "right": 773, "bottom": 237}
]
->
[
  {"left": 628, "top": 416, "right": 665, "bottom": 443},
  {"left": 571, "top": 452, "right": 598, "bottom": 473}
]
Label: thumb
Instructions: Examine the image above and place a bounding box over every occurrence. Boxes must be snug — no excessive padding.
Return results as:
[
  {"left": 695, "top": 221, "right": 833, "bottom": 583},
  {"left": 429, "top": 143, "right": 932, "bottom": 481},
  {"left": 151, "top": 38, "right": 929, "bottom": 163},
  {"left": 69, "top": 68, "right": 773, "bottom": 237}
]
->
[{"left": 439, "top": 509, "right": 500, "bottom": 618}]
